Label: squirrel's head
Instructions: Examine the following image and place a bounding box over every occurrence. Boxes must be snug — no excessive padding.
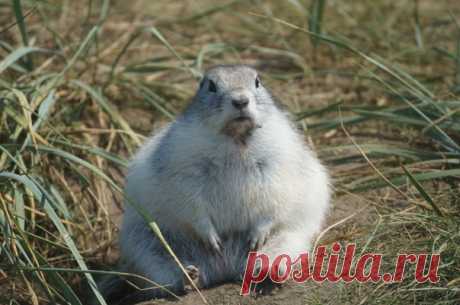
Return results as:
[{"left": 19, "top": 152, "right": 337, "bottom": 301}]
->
[{"left": 187, "top": 65, "right": 277, "bottom": 144}]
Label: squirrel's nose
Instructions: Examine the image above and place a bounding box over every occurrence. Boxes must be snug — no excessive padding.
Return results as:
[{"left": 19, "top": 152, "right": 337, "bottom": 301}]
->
[{"left": 232, "top": 98, "right": 249, "bottom": 110}]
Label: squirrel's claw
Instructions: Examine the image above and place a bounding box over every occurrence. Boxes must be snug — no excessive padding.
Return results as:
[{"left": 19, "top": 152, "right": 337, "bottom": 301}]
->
[
  {"left": 248, "top": 223, "right": 272, "bottom": 250},
  {"left": 208, "top": 231, "right": 224, "bottom": 255},
  {"left": 193, "top": 218, "right": 223, "bottom": 254}
]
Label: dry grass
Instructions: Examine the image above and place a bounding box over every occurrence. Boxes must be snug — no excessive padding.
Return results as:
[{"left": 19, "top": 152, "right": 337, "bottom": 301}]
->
[{"left": 0, "top": 1, "right": 459, "bottom": 304}]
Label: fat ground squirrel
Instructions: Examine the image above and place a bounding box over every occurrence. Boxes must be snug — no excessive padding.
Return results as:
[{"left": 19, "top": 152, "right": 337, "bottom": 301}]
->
[{"left": 99, "top": 65, "right": 331, "bottom": 304}]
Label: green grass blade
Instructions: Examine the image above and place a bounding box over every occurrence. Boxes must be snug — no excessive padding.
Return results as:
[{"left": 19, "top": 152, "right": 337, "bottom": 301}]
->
[
  {"left": 12, "top": 0, "right": 32, "bottom": 70},
  {"left": 104, "top": 30, "right": 143, "bottom": 87},
  {"left": 308, "top": 0, "right": 326, "bottom": 48},
  {"left": 401, "top": 164, "right": 444, "bottom": 216},
  {"left": 351, "top": 168, "right": 460, "bottom": 192},
  {"left": 296, "top": 101, "right": 343, "bottom": 120},
  {"left": 22, "top": 90, "right": 56, "bottom": 149},
  {"left": 177, "top": 0, "right": 244, "bottom": 23},
  {"left": 49, "top": 140, "right": 129, "bottom": 167},
  {"left": 148, "top": 27, "right": 201, "bottom": 78},
  {"left": 307, "top": 115, "right": 367, "bottom": 130},
  {"left": 13, "top": 186, "right": 25, "bottom": 230},
  {"left": 60, "top": 26, "right": 99, "bottom": 76},
  {"left": 48, "top": 185, "right": 71, "bottom": 220},
  {"left": 352, "top": 109, "right": 430, "bottom": 127},
  {"left": 136, "top": 84, "right": 175, "bottom": 120},
  {"left": 0, "top": 47, "right": 43, "bottom": 74}
]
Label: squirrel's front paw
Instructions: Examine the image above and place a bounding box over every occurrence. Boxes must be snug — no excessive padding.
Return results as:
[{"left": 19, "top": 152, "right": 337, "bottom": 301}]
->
[
  {"left": 248, "top": 222, "right": 272, "bottom": 250},
  {"left": 194, "top": 219, "right": 223, "bottom": 254},
  {"left": 184, "top": 265, "right": 202, "bottom": 291}
]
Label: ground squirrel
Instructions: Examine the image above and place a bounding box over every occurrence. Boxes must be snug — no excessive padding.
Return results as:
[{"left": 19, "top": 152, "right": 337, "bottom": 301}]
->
[{"left": 99, "top": 65, "right": 331, "bottom": 304}]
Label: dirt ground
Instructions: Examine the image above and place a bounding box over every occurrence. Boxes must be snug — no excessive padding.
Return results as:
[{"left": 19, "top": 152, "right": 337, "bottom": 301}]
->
[{"left": 143, "top": 282, "right": 319, "bottom": 305}]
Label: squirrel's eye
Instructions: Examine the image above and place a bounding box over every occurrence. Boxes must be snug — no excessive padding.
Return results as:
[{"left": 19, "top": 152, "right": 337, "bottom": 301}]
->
[
  {"left": 208, "top": 80, "right": 217, "bottom": 93},
  {"left": 255, "top": 77, "right": 260, "bottom": 88}
]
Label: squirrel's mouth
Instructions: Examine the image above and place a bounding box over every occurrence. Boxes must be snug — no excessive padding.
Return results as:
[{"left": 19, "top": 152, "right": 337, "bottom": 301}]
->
[
  {"left": 221, "top": 115, "right": 258, "bottom": 145},
  {"left": 232, "top": 115, "right": 252, "bottom": 122}
]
